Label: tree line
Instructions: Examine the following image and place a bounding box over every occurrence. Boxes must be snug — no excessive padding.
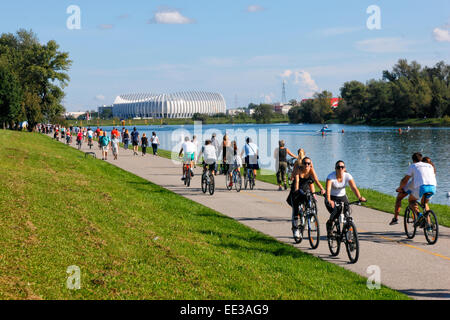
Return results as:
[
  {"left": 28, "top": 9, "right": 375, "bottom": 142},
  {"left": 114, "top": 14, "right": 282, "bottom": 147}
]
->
[
  {"left": 0, "top": 29, "right": 71, "bottom": 130},
  {"left": 289, "top": 59, "right": 450, "bottom": 124}
]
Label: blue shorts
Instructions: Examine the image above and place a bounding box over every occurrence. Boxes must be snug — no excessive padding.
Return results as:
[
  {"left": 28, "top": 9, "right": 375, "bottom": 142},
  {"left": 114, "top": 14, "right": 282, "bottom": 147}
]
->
[
  {"left": 420, "top": 185, "right": 436, "bottom": 199},
  {"left": 183, "top": 152, "right": 195, "bottom": 163}
]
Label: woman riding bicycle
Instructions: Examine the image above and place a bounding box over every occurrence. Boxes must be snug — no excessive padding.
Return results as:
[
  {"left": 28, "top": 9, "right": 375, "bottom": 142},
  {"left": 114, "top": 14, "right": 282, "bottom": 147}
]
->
[
  {"left": 288, "top": 157, "right": 325, "bottom": 239},
  {"left": 325, "top": 160, "right": 366, "bottom": 236}
]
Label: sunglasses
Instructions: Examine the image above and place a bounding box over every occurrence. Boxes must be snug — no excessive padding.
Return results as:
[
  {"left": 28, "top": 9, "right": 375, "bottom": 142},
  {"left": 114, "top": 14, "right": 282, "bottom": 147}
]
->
[
  {"left": 303, "top": 162, "right": 312, "bottom": 166},
  {"left": 336, "top": 166, "right": 345, "bottom": 170}
]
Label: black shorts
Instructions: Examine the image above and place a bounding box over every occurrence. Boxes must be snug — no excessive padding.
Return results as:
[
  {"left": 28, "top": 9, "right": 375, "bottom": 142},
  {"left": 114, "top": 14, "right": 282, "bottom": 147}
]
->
[
  {"left": 132, "top": 141, "right": 139, "bottom": 146},
  {"left": 245, "top": 156, "right": 259, "bottom": 170},
  {"left": 203, "top": 162, "right": 216, "bottom": 171}
]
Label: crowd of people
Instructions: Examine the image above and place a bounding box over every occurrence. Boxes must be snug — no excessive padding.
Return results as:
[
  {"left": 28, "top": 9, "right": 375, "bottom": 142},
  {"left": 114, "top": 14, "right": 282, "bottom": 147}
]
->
[
  {"left": 43, "top": 124, "right": 161, "bottom": 161},
  {"left": 41, "top": 123, "right": 439, "bottom": 242}
]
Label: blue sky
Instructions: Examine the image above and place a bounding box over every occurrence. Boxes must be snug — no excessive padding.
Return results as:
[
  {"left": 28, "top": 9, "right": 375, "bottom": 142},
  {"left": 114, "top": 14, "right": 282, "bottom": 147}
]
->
[{"left": 1, "top": 0, "right": 449, "bottom": 111}]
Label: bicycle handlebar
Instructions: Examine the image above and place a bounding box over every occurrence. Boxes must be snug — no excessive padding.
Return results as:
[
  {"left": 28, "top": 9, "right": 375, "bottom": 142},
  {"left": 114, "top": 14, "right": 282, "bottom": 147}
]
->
[{"left": 348, "top": 200, "right": 368, "bottom": 206}]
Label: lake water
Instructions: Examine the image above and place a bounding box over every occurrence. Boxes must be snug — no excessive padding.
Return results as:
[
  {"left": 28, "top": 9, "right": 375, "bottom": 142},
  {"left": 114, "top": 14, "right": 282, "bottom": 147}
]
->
[{"left": 100, "top": 123, "right": 450, "bottom": 205}]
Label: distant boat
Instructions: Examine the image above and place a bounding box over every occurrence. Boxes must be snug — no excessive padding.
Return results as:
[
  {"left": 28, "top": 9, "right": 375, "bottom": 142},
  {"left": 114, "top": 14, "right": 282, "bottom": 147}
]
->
[{"left": 320, "top": 126, "right": 332, "bottom": 133}]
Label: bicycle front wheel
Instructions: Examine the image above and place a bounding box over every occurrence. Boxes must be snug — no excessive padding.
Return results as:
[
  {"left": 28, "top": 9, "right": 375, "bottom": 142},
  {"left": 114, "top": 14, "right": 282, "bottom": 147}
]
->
[
  {"left": 235, "top": 173, "right": 242, "bottom": 193},
  {"left": 209, "top": 174, "right": 215, "bottom": 196},
  {"left": 226, "top": 173, "right": 232, "bottom": 191},
  {"left": 327, "top": 220, "right": 341, "bottom": 257},
  {"left": 424, "top": 210, "right": 439, "bottom": 245},
  {"left": 249, "top": 172, "right": 255, "bottom": 190},
  {"left": 404, "top": 207, "right": 417, "bottom": 239},
  {"left": 201, "top": 175, "right": 207, "bottom": 194},
  {"left": 307, "top": 210, "right": 320, "bottom": 250},
  {"left": 344, "top": 221, "right": 359, "bottom": 264}
]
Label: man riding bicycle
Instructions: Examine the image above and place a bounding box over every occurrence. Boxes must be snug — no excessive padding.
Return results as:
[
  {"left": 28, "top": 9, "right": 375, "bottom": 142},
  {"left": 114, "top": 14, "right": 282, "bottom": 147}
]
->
[
  {"left": 198, "top": 140, "right": 217, "bottom": 176},
  {"left": 398, "top": 152, "right": 437, "bottom": 218},
  {"left": 179, "top": 136, "right": 196, "bottom": 181}
]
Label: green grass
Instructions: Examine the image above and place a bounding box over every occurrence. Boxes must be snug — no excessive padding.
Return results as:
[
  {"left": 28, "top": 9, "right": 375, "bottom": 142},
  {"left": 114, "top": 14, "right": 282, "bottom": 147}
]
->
[{"left": 0, "top": 130, "right": 408, "bottom": 300}]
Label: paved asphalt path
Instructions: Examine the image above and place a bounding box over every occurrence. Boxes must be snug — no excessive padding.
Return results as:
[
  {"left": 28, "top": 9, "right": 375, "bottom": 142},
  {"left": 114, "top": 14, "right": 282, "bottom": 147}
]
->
[{"left": 66, "top": 137, "right": 449, "bottom": 300}]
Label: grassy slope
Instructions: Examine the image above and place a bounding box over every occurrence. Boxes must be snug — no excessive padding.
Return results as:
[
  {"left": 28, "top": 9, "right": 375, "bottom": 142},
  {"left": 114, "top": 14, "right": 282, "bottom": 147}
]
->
[{"left": 0, "top": 130, "right": 408, "bottom": 300}]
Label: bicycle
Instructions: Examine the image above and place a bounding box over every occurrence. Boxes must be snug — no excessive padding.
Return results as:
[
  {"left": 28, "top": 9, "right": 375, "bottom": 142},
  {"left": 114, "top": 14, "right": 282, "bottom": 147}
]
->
[
  {"left": 327, "top": 200, "right": 366, "bottom": 264},
  {"left": 226, "top": 165, "right": 242, "bottom": 193},
  {"left": 286, "top": 158, "right": 296, "bottom": 188},
  {"left": 404, "top": 195, "right": 439, "bottom": 245},
  {"left": 183, "top": 162, "right": 193, "bottom": 187},
  {"left": 244, "top": 166, "right": 255, "bottom": 190},
  {"left": 292, "top": 191, "right": 321, "bottom": 249},
  {"left": 201, "top": 163, "right": 215, "bottom": 195}
]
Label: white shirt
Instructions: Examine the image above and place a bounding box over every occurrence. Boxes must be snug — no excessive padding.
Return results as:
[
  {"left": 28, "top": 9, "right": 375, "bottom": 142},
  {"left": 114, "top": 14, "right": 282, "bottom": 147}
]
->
[
  {"left": 182, "top": 141, "right": 196, "bottom": 154},
  {"left": 88, "top": 130, "right": 93, "bottom": 138},
  {"left": 202, "top": 145, "right": 217, "bottom": 164},
  {"left": 406, "top": 162, "right": 437, "bottom": 189},
  {"left": 327, "top": 172, "right": 353, "bottom": 197},
  {"left": 151, "top": 136, "right": 159, "bottom": 145},
  {"left": 111, "top": 138, "right": 119, "bottom": 149},
  {"left": 243, "top": 143, "right": 258, "bottom": 157}
]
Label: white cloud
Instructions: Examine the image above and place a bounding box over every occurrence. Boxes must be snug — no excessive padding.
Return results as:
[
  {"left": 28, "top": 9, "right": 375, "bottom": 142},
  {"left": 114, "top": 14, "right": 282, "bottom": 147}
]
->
[
  {"left": 149, "top": 9, "right": 195, "bottom": 24},
  {"left": 260, "top": 93, "right": 275, "bottom": 103},
  {"left": 95, "top": 94, "right": 106, "bottom": 101},
  {"left": 247, "top": 5, "right": 265, "bottom": 13},
  {"left": 98, "top": 24, "right": 114, "bottom": 30},
  {"left": 281, "top": 70, "right": 319, "bottom": 98},
  {"left": 319, "top": 26, "right": 361, "bottom": 36},
  {"left": 433, "top": 27, "right": 450, "bottom": 42},
  {"left": 355, "top": 37, "right": 412, "bottom": 53}
]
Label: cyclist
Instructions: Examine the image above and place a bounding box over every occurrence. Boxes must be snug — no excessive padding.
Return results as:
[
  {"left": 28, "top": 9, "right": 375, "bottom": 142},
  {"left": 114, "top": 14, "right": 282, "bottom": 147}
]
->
[
  {"left": 287, "top": 157, "right": 326, "bottom": 239},
  {"left": 241, "top": 137, "right": 259, "bottom": 183},
  {"left": 179, "top": 136, "right": 196, "bottom": 181},
  {"left": 325, "top": 160, "right": 366, "bottom": 237},
  {"left": 198, "top": 140, "right": 217, "bottom": 177},
  {"left": 65, "top": 130, "right": 71, "bottom": 145},
  {"left": 398, "top": 153, "right": 437, "bottom": 216},
  {"left": 391, "top": 152, "right": 422, "bottom": 225},
  {"left": 87, "top": 127, "right": 94, "bottom": 147},
  {"left": 274, "top": 140, "right": 298, "bottom": 191}
]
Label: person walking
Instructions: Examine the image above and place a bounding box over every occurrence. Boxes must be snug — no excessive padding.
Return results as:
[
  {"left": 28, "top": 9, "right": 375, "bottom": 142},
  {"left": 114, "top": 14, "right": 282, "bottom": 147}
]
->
[
  {"left": 131, "top": 127, "right": 140, "bottom": 156},
  {"left": 141, "top": 133, "right": 149, "bottom": 156},
  {"left": 111, "top": 134, "right": 120, "bottom": 160},
  {"left": 123, "top": 129, "right": 130, "bottom": 150},
  {"left": 192, "top": 135, "right": 199, "bottom": 168},
  {"left": 274, "top": 140, "right": 298, "bottom": 191},
  {"left": 211, "top": 133, "right": 221, "bottom": 175},
  {"left": 151, "top": 132, "right": 160, "bottom": 156},
  {"left": 99, "top": 132, "right": 111, "bottom": 161}
]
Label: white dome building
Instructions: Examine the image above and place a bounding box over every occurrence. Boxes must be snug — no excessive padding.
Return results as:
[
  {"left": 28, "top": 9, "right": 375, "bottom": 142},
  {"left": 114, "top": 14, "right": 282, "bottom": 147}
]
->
[{"left": 113, "top": 91, "right": 227, "bottom": 119}]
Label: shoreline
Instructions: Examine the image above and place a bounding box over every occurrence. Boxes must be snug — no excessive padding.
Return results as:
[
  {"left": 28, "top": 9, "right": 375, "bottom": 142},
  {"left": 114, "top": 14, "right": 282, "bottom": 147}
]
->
[{"left": 67, "top": 117, "right": 450, "bottom": 128}]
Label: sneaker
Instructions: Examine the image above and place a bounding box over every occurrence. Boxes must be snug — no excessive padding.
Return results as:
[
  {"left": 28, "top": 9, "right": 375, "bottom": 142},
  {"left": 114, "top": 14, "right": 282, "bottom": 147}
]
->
[
  {"left": 389, "top": 218, "right": 398, "bottom": 226},
  {"left": 294, "top": 228, "right": 301, "bottom": 239}
]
